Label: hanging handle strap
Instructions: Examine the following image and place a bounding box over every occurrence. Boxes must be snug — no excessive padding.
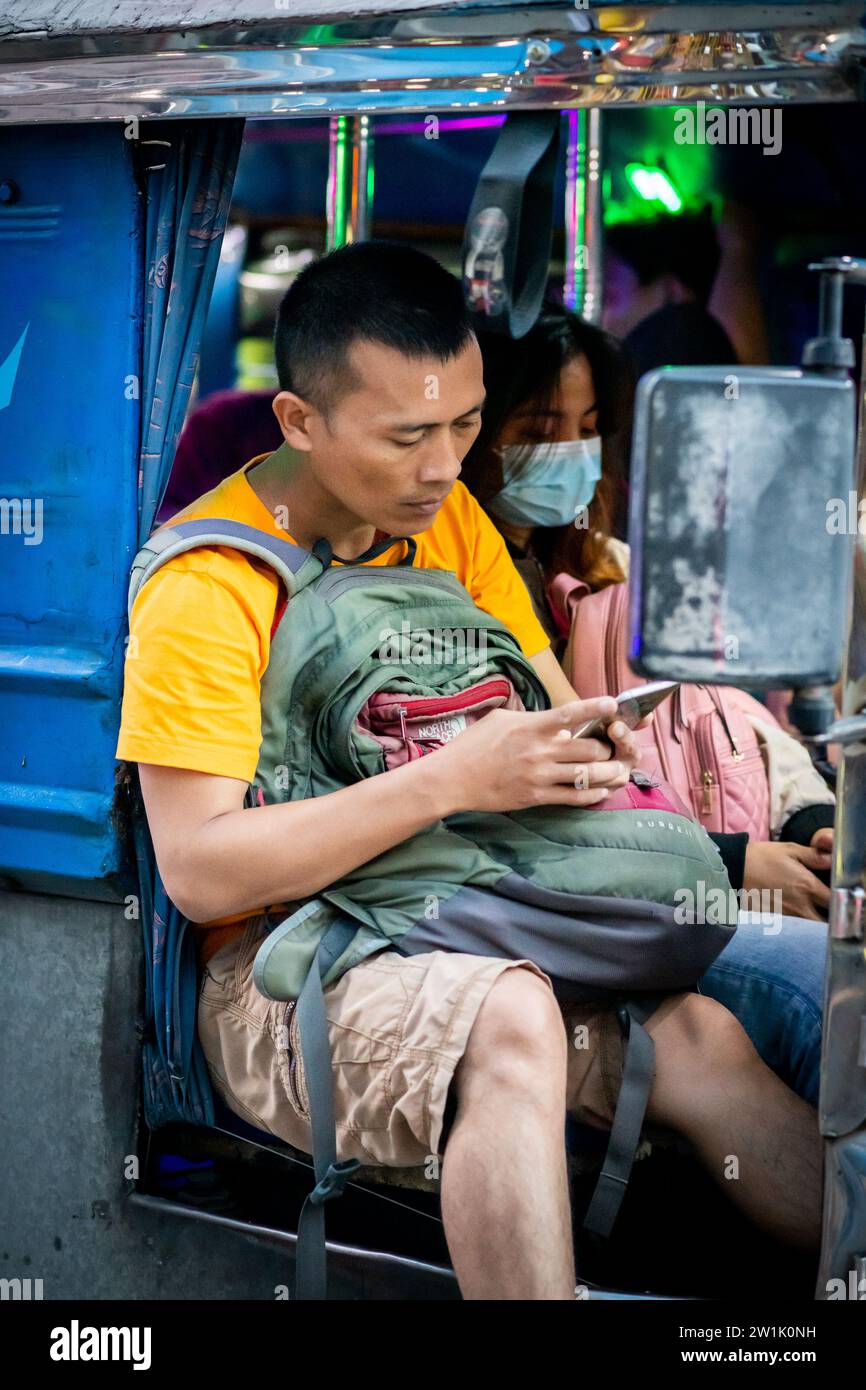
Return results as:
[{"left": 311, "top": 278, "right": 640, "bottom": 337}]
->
[{"left": 461, "top": 110, "right": 561, "bottom": 339}]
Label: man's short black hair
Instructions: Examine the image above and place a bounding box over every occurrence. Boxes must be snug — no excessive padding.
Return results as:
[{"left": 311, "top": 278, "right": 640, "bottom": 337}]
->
[{"left": 273, "top": 240, "right": 475, "bottom": 417}]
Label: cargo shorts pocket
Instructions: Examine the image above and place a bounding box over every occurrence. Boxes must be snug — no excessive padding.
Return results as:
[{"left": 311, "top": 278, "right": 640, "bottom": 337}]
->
[
  {"left": 274, "top": 1000, "right": 309, "bottom": 1121},
  {"left": 561, "top": 1002, "right": 626, "bottom": 1129},
  {"left": 274, "top": 980, "right": 396, "bottom": 1129}
]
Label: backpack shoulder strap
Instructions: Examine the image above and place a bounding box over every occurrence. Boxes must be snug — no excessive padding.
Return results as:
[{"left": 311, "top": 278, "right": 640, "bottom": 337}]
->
[
  {"left": 294, "top": 919, "right": 364, "bottom": 1299},
  {"left": 127, "top": 517, "right": 323, "bottom": 622},
  {"left": 582, "top": 997, "right": 660, "bottom": 1241},
  {"left": 557, "top": 577, "right": 636, "bottom": 700}
]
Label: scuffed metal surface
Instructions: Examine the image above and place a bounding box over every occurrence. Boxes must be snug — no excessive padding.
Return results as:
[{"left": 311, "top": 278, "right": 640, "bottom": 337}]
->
[
  {"left": 631, "top": 367, "right": 858, "bottom": 686},
  {"left": 0, "top": 0, "right": 496, "bottom": 40}
]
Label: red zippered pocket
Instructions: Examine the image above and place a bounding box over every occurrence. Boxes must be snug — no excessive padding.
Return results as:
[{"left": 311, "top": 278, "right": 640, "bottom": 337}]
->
[
  {"left": 357, "top": 677, "right": 524, "bottom": 769},
  {"left": 384, "top": 678, "right": 512, "bottom": 718}
]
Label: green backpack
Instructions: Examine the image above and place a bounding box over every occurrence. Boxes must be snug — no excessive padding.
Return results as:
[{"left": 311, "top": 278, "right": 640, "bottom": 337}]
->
[{"left": 129, "top": 517, "right": 737, "bottom": 1297}]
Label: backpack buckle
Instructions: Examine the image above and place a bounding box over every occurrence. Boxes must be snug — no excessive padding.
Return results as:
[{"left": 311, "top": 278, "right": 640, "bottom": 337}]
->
[{"left": 309, "top": 1158, "right": 363, "bottom": 1205}]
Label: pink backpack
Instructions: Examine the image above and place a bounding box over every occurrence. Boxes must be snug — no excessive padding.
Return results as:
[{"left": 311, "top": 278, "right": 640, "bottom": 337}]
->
[{"left": 548, "top": 574, "right": 773, "bottom": 839}]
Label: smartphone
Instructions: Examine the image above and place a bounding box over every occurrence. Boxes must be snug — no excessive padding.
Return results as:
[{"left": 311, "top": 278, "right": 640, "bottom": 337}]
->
[{"left": 570, "top": 680, "right": 680, "bottom": 742}]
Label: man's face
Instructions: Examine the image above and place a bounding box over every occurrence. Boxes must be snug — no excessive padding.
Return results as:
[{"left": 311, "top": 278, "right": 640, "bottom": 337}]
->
[{"left": 301, "top": 336, "right": 485, "bottom": 535}]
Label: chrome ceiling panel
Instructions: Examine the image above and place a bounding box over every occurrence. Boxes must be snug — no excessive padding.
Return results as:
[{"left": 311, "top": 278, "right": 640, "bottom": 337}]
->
[{"left": 0, "top": 4, "right": 863, "bottom": 124}]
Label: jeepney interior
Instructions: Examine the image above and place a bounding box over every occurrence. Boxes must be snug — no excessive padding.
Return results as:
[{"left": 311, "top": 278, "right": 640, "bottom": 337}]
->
[{"left": 1, "top": 2, "right": 865, "bottom": 1302}]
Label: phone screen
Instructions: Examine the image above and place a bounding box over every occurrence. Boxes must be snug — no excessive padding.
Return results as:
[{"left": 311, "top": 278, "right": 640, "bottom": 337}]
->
[{"left": 570, "top": 681, "right": 679, "bottom": 742}]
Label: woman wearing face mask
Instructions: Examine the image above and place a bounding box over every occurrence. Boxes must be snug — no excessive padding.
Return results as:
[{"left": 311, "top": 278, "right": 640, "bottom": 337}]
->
[
  {"left": 462, "top": 305, "right": 631, "bottom": 654},
  {"left": 460, "top": 301, "right": 834, "bottom": 1110}
]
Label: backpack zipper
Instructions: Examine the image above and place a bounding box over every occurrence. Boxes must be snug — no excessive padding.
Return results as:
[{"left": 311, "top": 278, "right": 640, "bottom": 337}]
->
[
  {"left": 396, "top": 678, "right": 514, "bottom": 755},
  {"left": 707, "top": 687, "right": 743, "bottom": 760},
  {"left": 700, "top": 768, "right": 715, "bottom": 816},
  {"left": 282, "top": 1001, "right": 304, "bottom": 1112},
  {"left": 392, "top": 678, "right": 512, "bottom": 719},
  {"left": 694, "top": 713, "right": 724, "bottom": 825}
]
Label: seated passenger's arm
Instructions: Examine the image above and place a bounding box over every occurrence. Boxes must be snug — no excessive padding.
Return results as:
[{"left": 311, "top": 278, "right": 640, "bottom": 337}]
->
[
  {"left": 138, "top": 758, "right": 458, "bottom": 924},
  {"left": 529, "top": 643, "right": 581, "bottom": 708},
  {"left": 138, "top": 693, "right": 633, "bottom": 924}
]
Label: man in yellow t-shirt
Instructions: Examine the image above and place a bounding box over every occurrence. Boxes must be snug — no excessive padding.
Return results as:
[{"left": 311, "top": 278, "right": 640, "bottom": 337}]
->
[
  {"left": 118, "top": 242, "right": 821, "bottom": 1296},
  {"left": 119, "top": 452, "right": 563, "bottom": 965}
]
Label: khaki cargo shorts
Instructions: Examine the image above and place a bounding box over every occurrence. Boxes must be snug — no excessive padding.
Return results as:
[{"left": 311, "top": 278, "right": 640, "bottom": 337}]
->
[{"left": 197, "top": 917, "right": 628, "bottom": 1168}]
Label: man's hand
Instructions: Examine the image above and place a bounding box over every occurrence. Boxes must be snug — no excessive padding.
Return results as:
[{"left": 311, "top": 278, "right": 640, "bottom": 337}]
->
[
  {"left": 811, "top": 826, "right": 834, "bottom": 859},
  {"left": 743, "top": 838, "right": 832, "bottom": 922},
  {"left": 433, "top": 695, "right": 641, "bottom": 815}
]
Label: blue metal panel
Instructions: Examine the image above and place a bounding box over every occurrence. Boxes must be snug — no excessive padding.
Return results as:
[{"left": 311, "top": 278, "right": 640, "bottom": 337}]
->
[{"left": 0, "top": 125, "right": 141, "bottom": 894}]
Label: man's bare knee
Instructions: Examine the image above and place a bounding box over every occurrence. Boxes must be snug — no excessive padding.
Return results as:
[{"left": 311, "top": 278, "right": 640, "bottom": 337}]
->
[
  {"left": 647, "top": 992, "right": 760, "bottom": 1071},
  {"left": 459, "top": 968, "right": 566, "bottom": 1097}
]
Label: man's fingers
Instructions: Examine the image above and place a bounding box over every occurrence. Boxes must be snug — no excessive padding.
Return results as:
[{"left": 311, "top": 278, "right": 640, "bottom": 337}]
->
[
  {"left": 792, "top": 844, "right": 832, "bottom": 874},
  {"left": 551, "top": 734, "right": 613, "bottom": 764},
  {"left": 805, "top": 875, "right": 831, "bottom": 911},
  {"left": 562, "top": 760, "right": 625, "bottom": 791},
  {"left": 543, "top": 761, "right": 628, "bottom": 796},
  {"left": 789, "top": 898, "right": 825, "bottom": 923},
  {"left": 607, "top": 720, "right": 640, "bottom": 765},
  {"left": 537, "top": 696, "right": 618, "bottom": 732}
]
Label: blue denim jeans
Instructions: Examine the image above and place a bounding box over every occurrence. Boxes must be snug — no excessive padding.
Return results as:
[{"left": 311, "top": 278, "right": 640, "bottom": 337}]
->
[{"left": 696, "top": 912, "right": 828, "bottom": 1108}]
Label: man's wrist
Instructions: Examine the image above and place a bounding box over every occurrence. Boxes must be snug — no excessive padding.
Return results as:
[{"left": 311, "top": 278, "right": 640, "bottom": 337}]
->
[{"left": 407, "top": 747, "right": 467, "bottom": 820}]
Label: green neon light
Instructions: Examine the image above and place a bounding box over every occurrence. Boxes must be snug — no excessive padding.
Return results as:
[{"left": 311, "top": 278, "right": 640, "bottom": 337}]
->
[
  {"left": 625, "top": 164, "right": 683, "bottom": 214},
  {"left": 331, "top": 116, "right": 349, "bottom": 248},
  {"left": 573, "top": 111, "right": 587, "bottom": 314}
]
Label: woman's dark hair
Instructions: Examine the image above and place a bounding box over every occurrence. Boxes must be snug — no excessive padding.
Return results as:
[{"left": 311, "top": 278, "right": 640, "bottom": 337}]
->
[{"left": 462, "top": 301, "right": 635, "bottom": 587}]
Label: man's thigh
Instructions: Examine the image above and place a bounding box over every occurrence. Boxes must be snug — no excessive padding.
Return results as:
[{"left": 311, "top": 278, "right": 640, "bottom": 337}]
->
[
  {"left": 696, "top": 912, "right": 826, "bottom": 1106},
  {"left": 197, "top": 918, "right": 554, "bottom": 1168}
]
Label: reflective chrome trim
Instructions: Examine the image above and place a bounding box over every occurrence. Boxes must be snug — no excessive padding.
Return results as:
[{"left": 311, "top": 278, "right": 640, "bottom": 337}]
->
[
  {"left": 830, "top": 887, "right": 866, "bottom": 942},
  {"left": 0, "top": 6, "right": 863, "bottom": 124},
  {"left": 816, "top": 1132, "right": 866, "bottom": 1296}
]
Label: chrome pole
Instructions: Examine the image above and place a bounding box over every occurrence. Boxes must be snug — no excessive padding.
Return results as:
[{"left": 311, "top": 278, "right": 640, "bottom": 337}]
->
[
  {"left": 564, "top": 108, "right": 602, "bottom": 323},
  {"left": 326, "top": 114, "right": 373, "bottom": 249}
]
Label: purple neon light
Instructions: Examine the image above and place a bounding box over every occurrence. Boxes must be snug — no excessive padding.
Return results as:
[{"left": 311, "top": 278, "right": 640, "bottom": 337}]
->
[
  {"left": 377, "top": 115, "right": 508, "bottom": 135},
  {"left": 245, "top": 114, "right": 508, "bottom": 144}
]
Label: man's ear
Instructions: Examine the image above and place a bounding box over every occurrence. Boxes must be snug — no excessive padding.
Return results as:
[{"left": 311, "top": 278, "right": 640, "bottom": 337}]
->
[{"left": 273, "top": 390, "right": 316, "bottom": 452}]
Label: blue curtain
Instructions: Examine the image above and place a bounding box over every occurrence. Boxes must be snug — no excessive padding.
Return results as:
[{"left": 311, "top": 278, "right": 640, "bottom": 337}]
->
[
  {"left": 137, "top": 118, "right": 244, "bottom": 544},
  {"left": 133, "top": 118, "right": 243, "bottom": 1128}
]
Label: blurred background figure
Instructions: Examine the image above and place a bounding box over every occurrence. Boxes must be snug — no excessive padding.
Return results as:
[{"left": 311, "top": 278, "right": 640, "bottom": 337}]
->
[{"left": 603, "top": 206, "right": 738, "bottom": 377}]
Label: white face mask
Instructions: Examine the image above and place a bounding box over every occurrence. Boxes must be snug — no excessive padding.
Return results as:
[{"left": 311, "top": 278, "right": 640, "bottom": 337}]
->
[{"left": 489, "top": 435, "right": 603, "bottom": 529}]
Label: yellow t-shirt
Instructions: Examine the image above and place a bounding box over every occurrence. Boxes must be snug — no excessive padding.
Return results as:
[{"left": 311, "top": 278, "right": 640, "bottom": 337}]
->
[{"left": 117, "top": 454, "right": 550, "bottom": 961}]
